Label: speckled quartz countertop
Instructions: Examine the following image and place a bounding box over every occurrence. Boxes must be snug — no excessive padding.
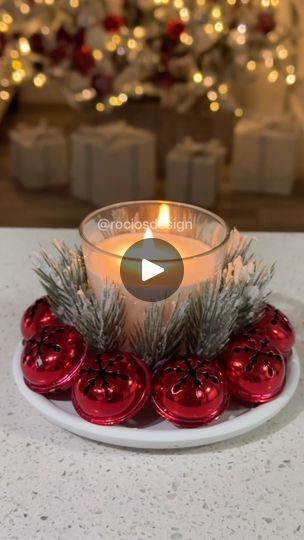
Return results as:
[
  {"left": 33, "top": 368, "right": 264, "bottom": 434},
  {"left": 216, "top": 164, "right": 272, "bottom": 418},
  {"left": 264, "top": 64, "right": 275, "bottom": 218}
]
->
[{"left": 1, "top": 229, "right": 304, "bottom": 540}]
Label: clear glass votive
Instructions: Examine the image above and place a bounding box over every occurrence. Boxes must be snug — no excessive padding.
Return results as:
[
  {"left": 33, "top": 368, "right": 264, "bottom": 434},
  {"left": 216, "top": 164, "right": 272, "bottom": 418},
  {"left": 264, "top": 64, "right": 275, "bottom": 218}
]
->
[{"left": 79, "top": 200, "right": 230, "bottom": 336}]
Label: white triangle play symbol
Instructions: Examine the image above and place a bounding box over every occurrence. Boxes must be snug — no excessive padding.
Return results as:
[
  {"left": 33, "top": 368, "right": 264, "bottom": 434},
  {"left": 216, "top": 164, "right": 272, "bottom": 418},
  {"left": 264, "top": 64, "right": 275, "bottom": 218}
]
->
[{"left": 142, "top": 259, "right": 165, "bottom": 282}]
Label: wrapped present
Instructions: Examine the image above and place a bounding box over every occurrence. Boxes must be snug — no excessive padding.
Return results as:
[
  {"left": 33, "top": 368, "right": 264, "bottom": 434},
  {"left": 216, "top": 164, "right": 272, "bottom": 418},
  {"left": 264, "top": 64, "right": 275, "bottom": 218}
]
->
[
  {"left": 71, "top": 121, "right": 155, "bottom": 205},
  {"left": 231, "top": 117, "right": 298, "bottom": 195},
  {"left": 165, "top": 137, "right": 226, "bottom": 207},
  {"left": 10, "top": 122, "right": 68, "bottom": 189}
]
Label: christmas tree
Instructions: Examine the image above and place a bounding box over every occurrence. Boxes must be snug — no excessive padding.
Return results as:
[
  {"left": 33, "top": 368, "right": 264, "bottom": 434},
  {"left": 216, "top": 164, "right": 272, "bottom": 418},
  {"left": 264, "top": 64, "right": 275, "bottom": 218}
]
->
[{"left": 0, "top": 0, "right": 297, "bottom": 114}]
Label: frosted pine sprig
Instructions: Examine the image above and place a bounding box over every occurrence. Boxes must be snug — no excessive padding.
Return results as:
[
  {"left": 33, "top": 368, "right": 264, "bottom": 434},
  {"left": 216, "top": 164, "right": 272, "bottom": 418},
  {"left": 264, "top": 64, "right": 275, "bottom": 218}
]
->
[
  {"left": 186, "top": 230, "right": 275, "bottom": 359},
  {"left": 130, "top": 300, "right": 187, "bottom": 368},
  {"left": 34, "top": 241, "right": 126, "bottom": 351},
  {"left": 186, "top": 278, "right": 239, "bottom": 359},
  {"left": 32, "top": 230, "right": 274, "bottom": 367}
]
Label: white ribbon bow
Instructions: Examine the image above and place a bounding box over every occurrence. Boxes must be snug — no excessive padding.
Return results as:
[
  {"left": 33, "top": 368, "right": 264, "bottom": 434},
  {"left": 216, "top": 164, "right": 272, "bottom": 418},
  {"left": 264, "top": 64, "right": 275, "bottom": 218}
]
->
[
  {"left": 79, "top": 121, "right": 140, "bottom": 143},
  {"left": 176, "top": 136, "right": 225, "bottom": 158},
  {"left": 10, "top": 121, "right": 62, "bottom": 143}
]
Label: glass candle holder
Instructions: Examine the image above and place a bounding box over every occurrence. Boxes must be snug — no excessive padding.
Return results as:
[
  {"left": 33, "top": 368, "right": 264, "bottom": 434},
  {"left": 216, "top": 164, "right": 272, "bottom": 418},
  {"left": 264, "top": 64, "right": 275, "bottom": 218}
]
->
[{"left": 80, "top": 200, "right": 229, "bottom": 337}]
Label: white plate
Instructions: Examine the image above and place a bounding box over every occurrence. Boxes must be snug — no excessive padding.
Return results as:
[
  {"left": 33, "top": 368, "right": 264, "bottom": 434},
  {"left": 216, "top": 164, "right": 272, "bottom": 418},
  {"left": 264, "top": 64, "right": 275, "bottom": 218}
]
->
[{"left": 13, "top": 342, "right": 300, "bottom": 449}]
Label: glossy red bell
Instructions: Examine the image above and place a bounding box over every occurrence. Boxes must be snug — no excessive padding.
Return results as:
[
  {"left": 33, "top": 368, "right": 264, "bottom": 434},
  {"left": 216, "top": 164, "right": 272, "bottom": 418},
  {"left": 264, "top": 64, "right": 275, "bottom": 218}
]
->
[
  {"left": 151, "top": 356, "right": 228, "bottom": 428},
  {"left": 72, "top": 351, "right": 150, "bottom": 425},
  {"left": 219, "top": 333, "right": 286, "bottom": 404},
  {"left": 21, "top": 325, "right": 87, "bottom": 393},
  {"left": 254, "top": 304, "right": 295, "bottom": 358},
  {"left": 21, "top": 297, "right": 60, "bottom": 340}
]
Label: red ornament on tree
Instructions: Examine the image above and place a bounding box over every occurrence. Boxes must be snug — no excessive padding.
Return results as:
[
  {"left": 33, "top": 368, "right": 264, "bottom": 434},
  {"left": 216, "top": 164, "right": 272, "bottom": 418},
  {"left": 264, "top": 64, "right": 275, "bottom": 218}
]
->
[
  {"left": 74, "top": 44, "right": 95, "bottom": 75},
  {"left": 29, "top": 33, "right": 45, "bottom": 54},
  {"left": 219, "top": 333, "right": 286, "bottom": 404},
  {"left": 21, "top": 325, "right": 87, "bottom": 393},
  {"left": 72, "top": 351, "right": 150, "bottom": 425},
  {"left": 72, "top": 28, "right": 85, "bottom": 48},
  {"left": 103, "top": 14, "right": 124, "bottom": 33},
  {"left": 21, "top": 297, "right": 60, "bottom": 340},
  {"left": 166, "top": 19, "right": 186, "bottom": 41},
  {"left": 151, "top": 356, "right": 228, "bottom": 427},
  {"left": 253, "top": 304, "right": 295, "bottom": 359},
  {"left": 256, "top": 12, "right": 276, "bottom": 34},
  {"left": 0, "top": 32, "right": 6, "bottom": 57},
  {"left": 91, "top": 72, "right": 113, "bottom": 97},
  {"left": 56, "top": 26, "right": 72, "bottom": 45},
  {"left": 49, "top": 44, "right": 69, "bottom": 64}
]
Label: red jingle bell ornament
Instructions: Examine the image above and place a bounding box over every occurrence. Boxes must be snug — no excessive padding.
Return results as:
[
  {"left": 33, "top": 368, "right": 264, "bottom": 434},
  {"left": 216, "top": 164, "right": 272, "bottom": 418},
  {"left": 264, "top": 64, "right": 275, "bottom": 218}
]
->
[
  {"left": 72, "top": 351, "right": 150, "bottom": 425},
  {"left": 21, "top": 297, "right": 60, "bottom": 340},
  {"left": 253, "top": 304, "right": 295, "bottom": 359},
  {"left": 219, "top": 333, "right": 286, "bottom": 404},
  {"left": 151, "top": 356, "right": 228, "bottom": 428},
  {"left": 21, "top": 325, "right": 87, "bottom": 393}
]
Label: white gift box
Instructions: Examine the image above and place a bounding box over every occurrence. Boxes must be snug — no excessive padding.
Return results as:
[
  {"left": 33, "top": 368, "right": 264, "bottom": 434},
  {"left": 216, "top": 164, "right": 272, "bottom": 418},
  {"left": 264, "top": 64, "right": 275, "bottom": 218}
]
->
[
  {"left": 10, "top": 122, "right": 68, "bottom": 189},
  {"left": 71, "top": 122, "right": 155, "bottom": 205},
  {"left": 231, "top": 117, "right": 298, "bottom": 195},
  {"left": 166, "top": 137, "right": 226, "bottom": 207}
]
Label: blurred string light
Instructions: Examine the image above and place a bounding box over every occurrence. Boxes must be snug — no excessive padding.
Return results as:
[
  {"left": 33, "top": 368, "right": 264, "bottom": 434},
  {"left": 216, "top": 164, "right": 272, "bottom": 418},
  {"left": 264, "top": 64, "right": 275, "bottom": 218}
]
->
[
  {"left": 267, "top": 69, "right": 279, "bottom": 83},
  {"left": 96, "top": 102, "right": 105, "bottom": 112},
  {"left": 0, "top": 0, "right": 299, "bottom": 111},
  {"left": 92, "top": 49, "right": 103, "bottom": 61},
  {"left": 246, "top": 60, "right": 256, "bottom": 72},
  {"left": 19, "top": 37, "right": 31, "bottom": 55},
  {"left": 234, "top": 107, "right": 243, "bottom": 117},
  {"left": 193, "top": 71, "right": 203, "bottom": 83},
  {"left": 210, "top": 101, "right": 220, "bottom": 112},
  {"left": 33, "top": 72, "right": 47, "bottom": 87},
  {"left": 0, "top": 90, "right": 10, "bottom": 101},
  {"left": 218, "top": 83, "right": 228, "bottom": 95},
  {"left": 207, "top": 90, "right": 218, "bottom": 101}
]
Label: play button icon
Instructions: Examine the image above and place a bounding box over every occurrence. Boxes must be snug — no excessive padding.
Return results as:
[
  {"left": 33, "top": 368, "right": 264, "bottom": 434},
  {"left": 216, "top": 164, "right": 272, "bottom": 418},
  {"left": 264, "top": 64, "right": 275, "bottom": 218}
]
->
[
  {"left": 120, "top": 237, "right": 184, "bottom": 302},
  {"left": 142, "top": 259, "right": 164, "bottom": 282}
]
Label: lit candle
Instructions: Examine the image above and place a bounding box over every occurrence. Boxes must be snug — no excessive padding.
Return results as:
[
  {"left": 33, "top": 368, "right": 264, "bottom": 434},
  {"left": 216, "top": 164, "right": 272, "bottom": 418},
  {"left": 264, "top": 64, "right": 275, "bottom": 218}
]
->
[{"left": 80, "top": 201, "right": 229, "bottom": 338}]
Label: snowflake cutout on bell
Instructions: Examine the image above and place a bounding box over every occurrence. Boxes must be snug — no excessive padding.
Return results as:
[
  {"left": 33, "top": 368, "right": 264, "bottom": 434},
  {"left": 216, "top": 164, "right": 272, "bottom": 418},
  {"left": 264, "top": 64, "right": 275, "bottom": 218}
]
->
[
  {"left": 219, "top": 333, "right": 286, "bottom": 404},
  {"left": 21, "top": 325, "right": 87, "bottom": 393},
  {"left": 72, "top": 351, "right": 150, "bottom": 425},
  {"left": 21, "top": 296, "right": 61, "bottom": 340},
  {"left": 253, "top": 304, "right": 295, "bottom": 360},
  {"left": 151, "top": 356, "right": 229, "bottom": 427}
]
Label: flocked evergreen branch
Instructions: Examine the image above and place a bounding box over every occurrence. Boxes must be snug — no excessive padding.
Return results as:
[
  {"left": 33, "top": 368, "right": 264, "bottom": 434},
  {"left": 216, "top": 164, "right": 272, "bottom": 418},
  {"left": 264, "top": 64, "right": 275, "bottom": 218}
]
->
[
  {"left": 225, "top": 228, "right": 255, "bottom": 266},
  {"left": 186, "top": 278, "right": 239, "bottom": 359},
  {"left": 34, "top": 241, "right": 87, "bottom": 310},
  {"left": 32, "top": 229, "right": 274, "bottom": 366},
  {"left": 186, "top": 230, "right": 275, "bottom": 359},
  {"left": 130, "top": 299, "right": 187, "bottom": 368},
  {"left": 34, "top": 241, "right": 126, "bottom": 351},
  {"left": 224, "top": 256, "right": 275, "bottom": 333}
]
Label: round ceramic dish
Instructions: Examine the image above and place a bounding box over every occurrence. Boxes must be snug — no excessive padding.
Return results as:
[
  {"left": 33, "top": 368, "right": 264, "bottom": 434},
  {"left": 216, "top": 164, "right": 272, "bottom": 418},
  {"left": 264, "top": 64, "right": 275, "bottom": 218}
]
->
[{"left": 13, "top": 342, "right": 300, "bottom": 450}]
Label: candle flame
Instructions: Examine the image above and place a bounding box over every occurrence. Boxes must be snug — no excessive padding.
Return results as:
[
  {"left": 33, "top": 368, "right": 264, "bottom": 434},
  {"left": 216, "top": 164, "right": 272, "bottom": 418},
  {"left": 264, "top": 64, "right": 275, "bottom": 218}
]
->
[
  {"left": 157, "top": 203, "right": 170, "bottom": 228},
  {"left": 144, "top": 227, "right": 153, "bottom": 239}
]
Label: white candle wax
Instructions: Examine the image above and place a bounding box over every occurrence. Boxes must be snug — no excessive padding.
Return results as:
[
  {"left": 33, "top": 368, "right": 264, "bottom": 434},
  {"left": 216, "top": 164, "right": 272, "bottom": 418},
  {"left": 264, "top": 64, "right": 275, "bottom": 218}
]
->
[{"left": 84, "top": 231, "right": 222, "bottom": 337}]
